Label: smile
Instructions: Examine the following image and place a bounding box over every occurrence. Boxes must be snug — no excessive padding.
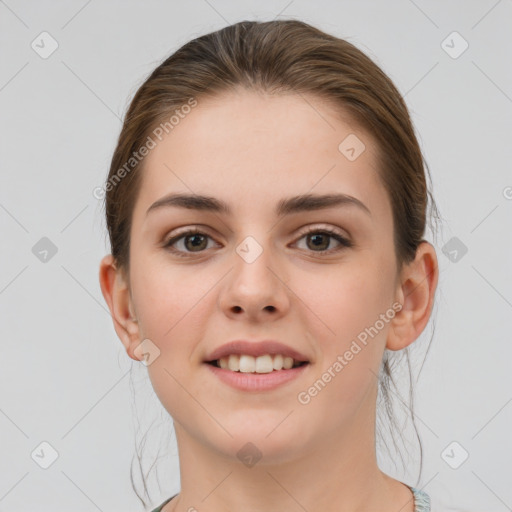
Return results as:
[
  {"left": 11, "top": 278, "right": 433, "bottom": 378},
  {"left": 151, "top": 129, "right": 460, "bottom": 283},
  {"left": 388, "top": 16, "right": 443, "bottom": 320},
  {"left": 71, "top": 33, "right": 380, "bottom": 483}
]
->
[
  {"left": 205, "top": 358, "right": 310, "bottom": 392},
  {"left": 209, "top": 354, "right": 306, "bottom": 373}
]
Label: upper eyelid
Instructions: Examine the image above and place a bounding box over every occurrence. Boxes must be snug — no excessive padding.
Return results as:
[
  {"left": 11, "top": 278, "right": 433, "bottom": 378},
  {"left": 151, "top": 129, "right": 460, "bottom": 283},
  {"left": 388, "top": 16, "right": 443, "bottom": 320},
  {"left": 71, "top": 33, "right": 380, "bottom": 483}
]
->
[
  {"left": 294, "top": 224, "right": 349, "bottom": 238},
  {"left": 165, "top": 223, "right": 349, "bottom": 241},
  {"left": 164, "top": 224, "right": 351, "bottom": 250}
]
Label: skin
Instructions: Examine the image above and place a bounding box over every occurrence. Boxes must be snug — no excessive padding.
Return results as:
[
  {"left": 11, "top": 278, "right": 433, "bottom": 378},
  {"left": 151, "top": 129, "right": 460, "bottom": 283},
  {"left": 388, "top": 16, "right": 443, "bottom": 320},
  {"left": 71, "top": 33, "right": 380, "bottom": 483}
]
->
[{"left": 99, "top": 88, "right": 438, "bottom": 512}]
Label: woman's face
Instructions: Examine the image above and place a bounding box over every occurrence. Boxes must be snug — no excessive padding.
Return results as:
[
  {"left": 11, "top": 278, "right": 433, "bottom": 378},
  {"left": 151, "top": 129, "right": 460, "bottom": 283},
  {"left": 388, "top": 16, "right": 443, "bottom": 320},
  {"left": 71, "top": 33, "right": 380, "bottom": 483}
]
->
[{"left": 120, "top": 89, "right": 403, "bottom": 462}]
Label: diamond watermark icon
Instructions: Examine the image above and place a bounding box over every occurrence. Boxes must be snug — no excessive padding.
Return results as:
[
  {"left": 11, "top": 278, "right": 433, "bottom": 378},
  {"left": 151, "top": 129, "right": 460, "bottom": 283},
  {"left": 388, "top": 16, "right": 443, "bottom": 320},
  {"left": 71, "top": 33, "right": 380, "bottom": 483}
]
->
[
  {"left": 236, "top": 236, "right": 263, "bottom": 264},
  {"left": 442, "top": 236, "right": 468, "bottom": 263},
  {"left": 236, "top": 442, "right": 262, "bottom": 468},
  {"left": 134, "top": 338, "right": 161, "bottom": 366},
  {"left": 32, "top": 237, "right": 58, "bottom": 263},
  {"left": 338, "top": 134, "right": 366, "bottom": 161},
  {"left": 31, "top": 441, "right": 59, "bottom": 469},
  {"left": 441, "top": 31, "right": 469, "bottom": 59},
  {"left": 441, "top": 441, "right": 469, "bottom": 469},
  {"left": 31, "top": 31, "right": 59, "bottom": 59}
]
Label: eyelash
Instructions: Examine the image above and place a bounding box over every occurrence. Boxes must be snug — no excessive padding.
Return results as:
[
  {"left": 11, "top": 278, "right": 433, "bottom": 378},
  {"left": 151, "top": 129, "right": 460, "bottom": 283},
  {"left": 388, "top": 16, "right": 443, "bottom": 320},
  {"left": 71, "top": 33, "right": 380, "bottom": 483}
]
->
[{"left": 162, "top": 226, "right": 352, "bottom": 258}]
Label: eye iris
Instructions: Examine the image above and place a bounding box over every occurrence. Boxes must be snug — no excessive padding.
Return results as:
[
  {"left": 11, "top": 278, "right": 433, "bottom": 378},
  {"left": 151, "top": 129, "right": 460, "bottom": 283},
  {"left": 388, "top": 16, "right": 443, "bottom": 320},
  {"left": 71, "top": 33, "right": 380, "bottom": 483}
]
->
[
  {"left": 308, "top": 233, "right": 329, "bottom": 251},
  {"left": 185, "top": 234, "right": 207, "bottom": 251}
]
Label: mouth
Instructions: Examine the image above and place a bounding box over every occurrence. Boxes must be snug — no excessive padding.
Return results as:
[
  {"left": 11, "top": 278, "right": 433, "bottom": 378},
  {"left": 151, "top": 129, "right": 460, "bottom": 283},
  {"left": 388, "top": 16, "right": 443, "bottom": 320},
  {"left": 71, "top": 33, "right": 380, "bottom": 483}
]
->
[
  {"left": 203, "top": 340, "right": 311, "bottom": 390},
  {"left": 206, "top": 354, "right": 309, "bottom": 373}
]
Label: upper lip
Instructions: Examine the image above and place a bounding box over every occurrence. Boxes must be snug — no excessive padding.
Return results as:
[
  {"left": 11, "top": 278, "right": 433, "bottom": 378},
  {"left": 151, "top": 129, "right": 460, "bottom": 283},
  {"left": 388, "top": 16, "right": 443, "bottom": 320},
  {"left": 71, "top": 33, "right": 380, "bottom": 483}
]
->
[{"left": 205, "top": 340, "right": 310, "bottom": 363}]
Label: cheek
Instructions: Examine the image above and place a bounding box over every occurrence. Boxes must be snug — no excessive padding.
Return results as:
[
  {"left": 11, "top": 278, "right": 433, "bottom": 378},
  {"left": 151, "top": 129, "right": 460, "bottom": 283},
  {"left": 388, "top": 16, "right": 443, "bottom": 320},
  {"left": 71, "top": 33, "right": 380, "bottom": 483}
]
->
[
  {"left": 294, "top": 261, "right": 392, "bottom": 397},
  {"left": 296, "top": 261, "right": 388, "bottom": 345},
  {"left": 131, "top": 264, "right": 212, "bottom": 353},
  {"left": 135, "top": 270, "right": 215, "bottom": 418}
]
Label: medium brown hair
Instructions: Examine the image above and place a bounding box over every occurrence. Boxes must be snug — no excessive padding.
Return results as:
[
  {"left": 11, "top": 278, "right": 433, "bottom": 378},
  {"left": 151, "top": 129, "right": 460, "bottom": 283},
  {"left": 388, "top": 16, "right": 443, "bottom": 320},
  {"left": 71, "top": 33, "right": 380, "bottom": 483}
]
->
[{"left": 102, "top": 19, "right": 440, "bottom": 507}]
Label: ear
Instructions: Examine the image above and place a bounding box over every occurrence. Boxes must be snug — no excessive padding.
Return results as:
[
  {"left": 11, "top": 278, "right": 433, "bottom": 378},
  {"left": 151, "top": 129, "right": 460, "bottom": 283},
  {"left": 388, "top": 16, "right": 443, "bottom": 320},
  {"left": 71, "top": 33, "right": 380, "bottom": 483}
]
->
[
  {"left": 98, "top": 254, "right": 142, "bottom": 361},
  {"left": 386, "top": 241, "right": 439, "bottom": 351}
]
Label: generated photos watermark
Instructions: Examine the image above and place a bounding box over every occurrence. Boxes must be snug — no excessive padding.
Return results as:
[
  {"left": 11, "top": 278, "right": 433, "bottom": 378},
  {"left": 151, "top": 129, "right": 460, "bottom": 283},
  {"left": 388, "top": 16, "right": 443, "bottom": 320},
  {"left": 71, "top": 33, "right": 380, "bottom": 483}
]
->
[
  {"left": 93, "top": 97, "right": 198, "bottom": 200},
  {"left": 297, "top": 301, "right": 403, "bottom": 405}
]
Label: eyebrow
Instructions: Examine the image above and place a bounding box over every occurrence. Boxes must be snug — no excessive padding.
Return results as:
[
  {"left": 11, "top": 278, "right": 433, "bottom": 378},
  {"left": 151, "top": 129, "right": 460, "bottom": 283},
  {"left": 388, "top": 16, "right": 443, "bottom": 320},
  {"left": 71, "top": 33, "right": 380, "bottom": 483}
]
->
[{"left": 146, "top": 192, "right": 371, "bottom": 217}]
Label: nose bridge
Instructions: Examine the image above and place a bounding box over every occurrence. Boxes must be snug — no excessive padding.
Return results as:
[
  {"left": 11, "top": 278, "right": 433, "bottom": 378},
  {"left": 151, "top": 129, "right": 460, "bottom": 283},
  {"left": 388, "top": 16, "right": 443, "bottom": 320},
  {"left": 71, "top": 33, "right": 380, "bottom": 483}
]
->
[
  {"left": 219, "top": 227, "right": 289, "bottom": 317},
  {"left": 233, "top": 231, "right": 276, "bottom": 288}
]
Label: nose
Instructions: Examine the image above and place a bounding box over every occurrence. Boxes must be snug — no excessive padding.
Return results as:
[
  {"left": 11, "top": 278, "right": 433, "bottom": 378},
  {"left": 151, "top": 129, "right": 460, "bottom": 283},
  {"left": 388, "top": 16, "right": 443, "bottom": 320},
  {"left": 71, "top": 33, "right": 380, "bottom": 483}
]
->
[{"left": 218, "top": 236, "right": 290, "bottom": 322}]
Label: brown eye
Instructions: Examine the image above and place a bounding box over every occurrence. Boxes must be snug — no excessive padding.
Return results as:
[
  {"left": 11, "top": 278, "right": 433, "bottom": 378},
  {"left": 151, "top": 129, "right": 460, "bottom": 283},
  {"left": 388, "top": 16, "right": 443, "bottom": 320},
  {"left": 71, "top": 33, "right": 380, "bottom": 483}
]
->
[
  {"left": 183, "top": 233, "right": 208, "bottom": 251},
  {"left": 294, "top": 227, "right": 352, "bottom": 254},
  {"left": 306, "top": 232, "right": 331, "bottom": 251},
  {"left": 163, "top": 229, "right": 216, "bottom": 256}
]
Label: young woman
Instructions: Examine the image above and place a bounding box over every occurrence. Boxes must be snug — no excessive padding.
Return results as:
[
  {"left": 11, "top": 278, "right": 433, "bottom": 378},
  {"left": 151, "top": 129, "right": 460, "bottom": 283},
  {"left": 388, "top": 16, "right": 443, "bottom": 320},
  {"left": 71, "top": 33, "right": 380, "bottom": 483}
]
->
[{"left": 99, "top": 19, "right": 439, "bottom": 512}]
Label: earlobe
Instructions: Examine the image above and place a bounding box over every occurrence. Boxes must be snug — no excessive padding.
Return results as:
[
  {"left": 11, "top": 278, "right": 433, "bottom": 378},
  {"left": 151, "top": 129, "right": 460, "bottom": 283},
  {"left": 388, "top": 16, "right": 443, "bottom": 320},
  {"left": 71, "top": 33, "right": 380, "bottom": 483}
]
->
[
  {"left": 98, "top": 254, "right": 142, "bottom": 361},
  {"left": 386, "top": 242, "right": 439, "bottom": 351}
]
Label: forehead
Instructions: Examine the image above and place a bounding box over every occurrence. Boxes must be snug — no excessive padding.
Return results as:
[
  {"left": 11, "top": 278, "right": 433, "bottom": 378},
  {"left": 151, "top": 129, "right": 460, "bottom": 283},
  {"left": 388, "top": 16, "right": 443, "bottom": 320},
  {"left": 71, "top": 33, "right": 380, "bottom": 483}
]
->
[{"left": 132, "top": 88, "right": 390, "bottom": 223}]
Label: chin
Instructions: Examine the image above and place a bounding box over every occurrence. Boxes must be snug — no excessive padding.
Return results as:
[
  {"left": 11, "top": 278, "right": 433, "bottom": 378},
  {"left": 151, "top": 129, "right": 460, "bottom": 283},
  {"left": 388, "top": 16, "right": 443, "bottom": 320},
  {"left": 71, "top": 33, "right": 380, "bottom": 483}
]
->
[
  {"left": 209, "top": 419, "right": 312, "bottom": 467},
  {"left": 211, "top": 439, "right": 307, "bottom": 468}
]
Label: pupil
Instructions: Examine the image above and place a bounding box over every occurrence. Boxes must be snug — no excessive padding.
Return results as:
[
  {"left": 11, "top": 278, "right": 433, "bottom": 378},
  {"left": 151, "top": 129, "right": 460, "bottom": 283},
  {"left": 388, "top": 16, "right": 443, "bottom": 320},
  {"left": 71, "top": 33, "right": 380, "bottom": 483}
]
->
[
  {"left": 187, "top": 234, "right": 206, "bottom": 250},
  {"left": 309, "top": 233, "right": 328, "bottom": 250}
]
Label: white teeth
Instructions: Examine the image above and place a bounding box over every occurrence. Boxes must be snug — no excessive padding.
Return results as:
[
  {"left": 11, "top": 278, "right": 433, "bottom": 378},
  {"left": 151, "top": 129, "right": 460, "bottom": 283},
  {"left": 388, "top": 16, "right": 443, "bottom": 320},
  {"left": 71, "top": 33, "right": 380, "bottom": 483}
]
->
[
  {"left": 272, "top": 354, "right": 283, "bottom": 370},
  {"left": 239, "top": 354, "right": 255, "bottom": 373},
  {"left": 216, "top": 354, "right": 303, "bottom": 373},
  {"left": 283, "top": 356, "right": 294, "bottom": 369},
  {"left": 255, "top": 354, "right": 273, "bottom": 373},
  {"left": 228, "top": 354, "right": 240, "bottom": 372}
]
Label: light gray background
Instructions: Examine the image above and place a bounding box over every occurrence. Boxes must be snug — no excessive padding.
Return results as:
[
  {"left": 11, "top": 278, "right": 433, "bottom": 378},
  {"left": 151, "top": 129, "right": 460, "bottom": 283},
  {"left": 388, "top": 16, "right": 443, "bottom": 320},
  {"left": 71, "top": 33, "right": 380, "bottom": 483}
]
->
[{"left": 1, "top": 1, "right": 511, "bottom": 511}]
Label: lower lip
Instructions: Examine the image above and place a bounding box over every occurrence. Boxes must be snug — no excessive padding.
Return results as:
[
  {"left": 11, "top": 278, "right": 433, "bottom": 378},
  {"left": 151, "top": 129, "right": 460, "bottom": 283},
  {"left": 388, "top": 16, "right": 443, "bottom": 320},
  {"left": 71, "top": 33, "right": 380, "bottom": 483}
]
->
[{"left": 204, "top": 362, "right": 310, "bottom": 391}]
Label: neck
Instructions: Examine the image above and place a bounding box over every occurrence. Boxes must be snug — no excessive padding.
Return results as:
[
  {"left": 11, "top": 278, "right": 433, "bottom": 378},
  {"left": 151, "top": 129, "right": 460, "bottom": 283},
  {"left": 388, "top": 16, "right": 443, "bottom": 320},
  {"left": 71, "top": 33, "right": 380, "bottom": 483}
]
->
[{"left": 167, "top": 398, "right": 415, "bottom": 512}]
